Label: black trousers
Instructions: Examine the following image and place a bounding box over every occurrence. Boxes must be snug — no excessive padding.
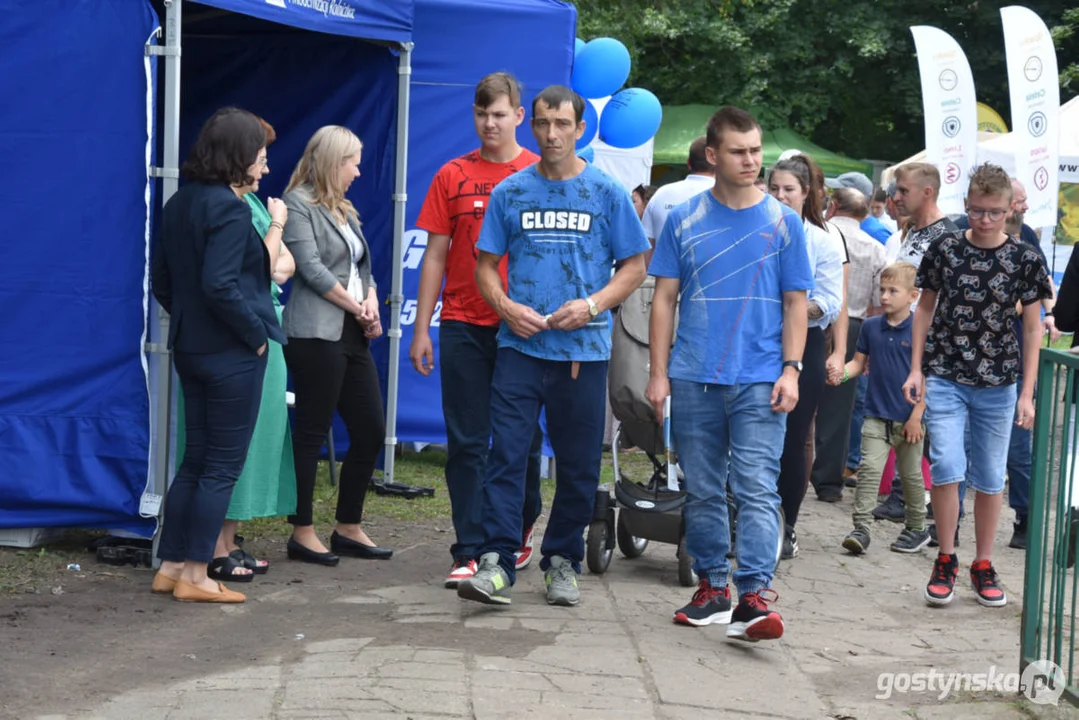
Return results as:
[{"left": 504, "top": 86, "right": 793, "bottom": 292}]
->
[
  {"left": 811, "top": 317, "right": 863, "bottom": 496},
  {"left": 285, "top": 316, "right": 385, "bottom": 526},
  {"left": 158, "top": 347, "right": 267, "bottom": 564},
  {"left": 777, "top": 327, "right": 826, "bottom": 528}
]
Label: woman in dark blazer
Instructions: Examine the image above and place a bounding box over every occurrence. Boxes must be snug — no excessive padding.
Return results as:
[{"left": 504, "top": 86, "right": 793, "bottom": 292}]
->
[
  {"left": 151, "top": 107, "right": 288, "bottom": 603},
  {"left": 282, "top": 125, "right": 391, "bottom": 565}
]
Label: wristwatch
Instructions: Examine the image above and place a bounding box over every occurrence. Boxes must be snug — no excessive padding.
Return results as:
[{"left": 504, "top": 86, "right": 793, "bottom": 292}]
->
[
  {"left": 783, "top": 360, "right": 803, "bottom": 373},
  {"left": 585, "top": 296, "right": 599, "bottom": 317}
]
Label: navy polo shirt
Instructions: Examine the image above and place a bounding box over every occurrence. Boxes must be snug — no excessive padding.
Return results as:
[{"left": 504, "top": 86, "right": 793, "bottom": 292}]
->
[{"left": 856, "top": 314, "right": 916, "bottom": 423}]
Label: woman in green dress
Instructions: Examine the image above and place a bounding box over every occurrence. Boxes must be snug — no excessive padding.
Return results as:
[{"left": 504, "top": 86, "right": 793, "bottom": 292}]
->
[{"left": 177, "top": 118, "right": 297, "bottom": 581}]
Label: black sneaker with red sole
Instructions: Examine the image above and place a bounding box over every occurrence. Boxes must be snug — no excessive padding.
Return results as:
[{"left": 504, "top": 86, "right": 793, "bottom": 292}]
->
[
  {"left": 969, "top": 559, "right": 1007, "bottom": 607},
  {"left": 925, "top": 553, "right": 959, "bottom": 606},
  {"left": 673, "top": 580, "right": 732, "bottom": 627},
  {"left": 726, "top": 589, "right": 784, "bottom": 642}
]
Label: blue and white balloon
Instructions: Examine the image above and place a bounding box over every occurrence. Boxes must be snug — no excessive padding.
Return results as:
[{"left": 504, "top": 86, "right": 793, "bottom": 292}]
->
[
  {"left": 571, "top": 37, "right": 631, "bottom": 99},
  {"left": 599, "top": 88, "right": 662, "bottom": 149},
  {"left": 575, "top": 37, "right": 586, "bottom": 55},
  {"left": 578, "top": 145, "right": 595, "bottom": 163}
]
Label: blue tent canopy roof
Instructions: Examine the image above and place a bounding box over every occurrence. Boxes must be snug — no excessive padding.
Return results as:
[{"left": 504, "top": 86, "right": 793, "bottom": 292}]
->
[{"left": 193, "top": 0, "right": 413, "bottom": 43}]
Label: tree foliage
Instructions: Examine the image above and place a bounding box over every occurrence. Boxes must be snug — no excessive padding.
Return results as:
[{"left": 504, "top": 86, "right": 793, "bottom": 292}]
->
[{"left": 571, "top": 0, "right": 1079, "bottom": 161}]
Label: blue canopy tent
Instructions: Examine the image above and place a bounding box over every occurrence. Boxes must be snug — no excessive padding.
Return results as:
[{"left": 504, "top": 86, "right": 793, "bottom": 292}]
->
[{"left": 0, "top": 0, "right": 576, "bottom": 538}]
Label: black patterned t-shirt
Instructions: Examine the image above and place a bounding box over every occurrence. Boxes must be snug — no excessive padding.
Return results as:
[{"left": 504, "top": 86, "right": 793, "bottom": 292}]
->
[{"left": 916, "top": 231, "right": 1052, "bottom": 386}]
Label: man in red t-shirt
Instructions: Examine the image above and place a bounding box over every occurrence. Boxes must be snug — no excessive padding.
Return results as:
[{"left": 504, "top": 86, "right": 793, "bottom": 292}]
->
[{"left": 410, "top": 72, "right": 545, "bottom": 589}]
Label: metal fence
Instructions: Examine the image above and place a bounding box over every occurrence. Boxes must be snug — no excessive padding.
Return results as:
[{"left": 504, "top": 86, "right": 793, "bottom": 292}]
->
[{"left": 1024, "top": 348, "right": 1079, "bottom": 705}]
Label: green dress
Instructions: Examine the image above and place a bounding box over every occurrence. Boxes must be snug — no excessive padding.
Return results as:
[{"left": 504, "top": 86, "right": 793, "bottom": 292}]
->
[{"left": 175, "top": 193, "right": 297, "bottom": 521}]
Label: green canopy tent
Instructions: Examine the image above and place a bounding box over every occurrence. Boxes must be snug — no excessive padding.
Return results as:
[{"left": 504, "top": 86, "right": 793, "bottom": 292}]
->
[{"left": 652, "top": 104, "right": 874, "bottom": 178}]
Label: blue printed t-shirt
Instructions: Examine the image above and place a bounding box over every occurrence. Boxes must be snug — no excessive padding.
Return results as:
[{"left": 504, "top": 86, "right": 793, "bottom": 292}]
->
[
  {"left": 476, "top": 164, "right": 650, "bottom": 362},
  {"left": 649, "top": 192, "right": 814, "bottom": 385},
  {"left": 856, "top": 314, "right": 916, "bottom": 424}
]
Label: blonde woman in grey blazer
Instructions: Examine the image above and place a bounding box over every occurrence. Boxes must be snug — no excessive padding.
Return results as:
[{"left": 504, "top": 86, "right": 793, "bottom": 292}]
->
[{"left": 280, "top": 126, "right": 392, "bottom": 565}]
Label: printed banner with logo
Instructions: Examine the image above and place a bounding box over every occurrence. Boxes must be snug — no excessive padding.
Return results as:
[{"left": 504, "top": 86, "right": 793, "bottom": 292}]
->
[
  {"left": 1001, "top": 5, "right": 1060, "bottom": 228},
  {"left": 910, "top": 26, "right": 979, "bottom": 215}
]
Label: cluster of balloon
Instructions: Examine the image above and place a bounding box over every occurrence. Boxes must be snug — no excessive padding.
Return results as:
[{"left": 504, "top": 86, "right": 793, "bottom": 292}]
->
[{"left": 570, "top": 36, "right": 662, "bottom": 162}]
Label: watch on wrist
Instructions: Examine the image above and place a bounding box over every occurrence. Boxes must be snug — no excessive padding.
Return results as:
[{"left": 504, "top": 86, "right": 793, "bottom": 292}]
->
[
  {"left": 783, "top": 360, "right": 803, "bottom": 373},
  {"left": 585, "top": 296, "right": 599, "bottom": 317}
]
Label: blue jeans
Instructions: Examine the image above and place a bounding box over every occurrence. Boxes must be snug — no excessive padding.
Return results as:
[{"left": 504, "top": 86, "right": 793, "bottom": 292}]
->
[
  {"left": 671, "top": 380, "right": 785, "bottom": 595},
  {"left": 159, "top": 348, "right": 267, "bottom": 564},
  {"left": 956, "top": 384, "right": 1032, "bottom": 521},
  {"left": 926, "top": 376, "right": 1016, "bottom": 496},
  {"left": 1007, "top": 405, "right": 1031, "bottom": 519},
  {"left": 847, "top": 376, "right": 867, "bottom": 469},
  {"left": 439, "top": 322, "right": 542, "bottom": 561},
  {"left": 478, "top": 348, "right": 607, "bottom": 582}
]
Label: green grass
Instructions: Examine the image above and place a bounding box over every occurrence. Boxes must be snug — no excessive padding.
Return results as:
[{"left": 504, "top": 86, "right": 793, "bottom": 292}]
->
[
  {"left": 0, "top": 532, "right": 102, "bottom": 595},
  {"left": 239, "top": 446, "right": 658, "bottom": 542}
]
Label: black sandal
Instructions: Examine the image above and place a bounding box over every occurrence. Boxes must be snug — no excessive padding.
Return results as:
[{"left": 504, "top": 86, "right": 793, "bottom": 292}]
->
[
  {"left": 229, "top": 548, "right": 269, "bottom": 575},
  {"left": 208, "top": 555, "right": 254, "bottom": 583}
]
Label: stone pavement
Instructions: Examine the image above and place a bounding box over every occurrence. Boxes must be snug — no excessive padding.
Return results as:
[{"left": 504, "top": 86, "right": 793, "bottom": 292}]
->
[{"left": 36, "top": 494, "right": 1074, "bottom": 720}]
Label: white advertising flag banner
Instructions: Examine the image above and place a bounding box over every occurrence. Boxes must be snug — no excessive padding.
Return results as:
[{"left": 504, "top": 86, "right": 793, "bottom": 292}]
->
[
  {"left": 910, "top": 26, "right": 979, "bottom": 215},
  {"left": 1001, "top": 5, "right": 1060, "bottom": 228}
]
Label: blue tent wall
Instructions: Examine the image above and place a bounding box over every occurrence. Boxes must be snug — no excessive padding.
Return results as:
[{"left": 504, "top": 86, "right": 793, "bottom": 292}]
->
[
  {"left": 373, "top": 0, "right": 578, "bottom": 445},
  {"left": 0, "top": 1, "right": 159, "bottom": 532}
]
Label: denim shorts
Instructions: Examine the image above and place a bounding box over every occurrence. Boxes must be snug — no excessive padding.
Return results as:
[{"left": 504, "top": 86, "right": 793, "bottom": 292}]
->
[{"left": 924, "top": 375, "right": 1017, "bottom": 495}]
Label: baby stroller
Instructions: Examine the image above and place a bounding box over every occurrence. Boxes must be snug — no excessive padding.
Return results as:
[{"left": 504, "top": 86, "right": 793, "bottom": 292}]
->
[{"left": 585, "top": 278, "right": 784, "bottom": 586}]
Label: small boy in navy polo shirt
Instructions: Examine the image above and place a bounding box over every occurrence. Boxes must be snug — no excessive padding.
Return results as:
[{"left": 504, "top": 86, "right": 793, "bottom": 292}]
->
[{"left": 829, "top": 262, "right": 930, "bottom": 554}]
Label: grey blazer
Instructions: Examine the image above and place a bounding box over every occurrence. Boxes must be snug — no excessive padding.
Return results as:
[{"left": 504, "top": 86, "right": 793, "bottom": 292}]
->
[{"left": 281, "top": 185, "right": 376, "bottom": 341}]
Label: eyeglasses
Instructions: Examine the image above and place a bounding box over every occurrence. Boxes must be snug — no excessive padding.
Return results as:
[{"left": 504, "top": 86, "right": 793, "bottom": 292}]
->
[
  {"left": 257, "top": 156, "right": 268, "bottom": 168},
  {"left": 968, "top": 208, "right": 1007, "bottom": 221}
]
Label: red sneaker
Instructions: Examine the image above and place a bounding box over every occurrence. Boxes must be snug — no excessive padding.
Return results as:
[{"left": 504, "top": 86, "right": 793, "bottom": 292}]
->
[
  {"left": 925, "top": 553, "right": 959, "bottom": 606},
  {"left": 726, "top": 589, "right": 784, "bottom": 642},
  {"left": 444, "top": 558, "right": 477, "bottom": 589},
  {"left": 969, "top": 559, "right": 1007, "bottom": 607},
  {"left": 515, "top": 525, "right": 535, "bottom": 570}
]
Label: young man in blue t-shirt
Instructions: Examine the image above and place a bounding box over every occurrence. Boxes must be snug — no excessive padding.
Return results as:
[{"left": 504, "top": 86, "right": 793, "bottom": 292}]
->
[
  {"left": 832, "top": 262, "right": 930, "bottom": 555},
  {"left": 457, "top": 85, "right": 650, "bottom": 607},
  {"left": 646, "top": 106, "right": 814, "bottom": 642}
]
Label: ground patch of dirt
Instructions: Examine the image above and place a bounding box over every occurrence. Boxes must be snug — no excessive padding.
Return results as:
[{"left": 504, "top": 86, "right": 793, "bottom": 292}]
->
[{"left": 0, "top": 520, "right": 518, "bottom": 720}]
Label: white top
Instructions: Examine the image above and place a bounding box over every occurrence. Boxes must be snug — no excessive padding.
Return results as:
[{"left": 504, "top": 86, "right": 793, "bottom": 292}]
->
[
  {"left": 641, "top": 173, "right": 715, "bottom": 240},
  {"left": 804, "top": 221, "right": 845, "bottom": 329},
  {"left": 340, "top": 223, "right": 365, "bottom": 303}
]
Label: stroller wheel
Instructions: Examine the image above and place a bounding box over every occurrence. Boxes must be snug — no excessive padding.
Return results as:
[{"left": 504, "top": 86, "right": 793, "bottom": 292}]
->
[
  {"left": 677, "top": 533, "right": 698, "bottom": 587},
  {"left": 616, "top": 511, "right": 648, "bottom": 558},
  {"left": 586, "top": 520, "right": 613, "bottom": 574}
]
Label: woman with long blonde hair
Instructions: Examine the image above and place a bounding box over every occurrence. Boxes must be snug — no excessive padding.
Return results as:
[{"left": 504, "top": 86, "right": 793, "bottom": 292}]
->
[{"left": 280, "top": 125, "right": 392, "bottom": 565}]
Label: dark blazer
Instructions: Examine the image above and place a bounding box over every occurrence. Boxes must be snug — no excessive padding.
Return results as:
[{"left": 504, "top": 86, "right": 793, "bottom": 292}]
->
[
  {"left": 281, "top": 185, "right": 376, "bottom": 341},
  {"left": 152, "top": 182, "right": 286, "bottom": 354}
]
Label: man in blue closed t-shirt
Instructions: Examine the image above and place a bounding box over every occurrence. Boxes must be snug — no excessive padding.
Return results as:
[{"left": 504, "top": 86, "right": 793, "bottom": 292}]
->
[
  {"left": 647, "top": 106, "right": 813, "bottom": 643},
  {"left": 457, "top": 85, "right": 650, "bottom": 608}
]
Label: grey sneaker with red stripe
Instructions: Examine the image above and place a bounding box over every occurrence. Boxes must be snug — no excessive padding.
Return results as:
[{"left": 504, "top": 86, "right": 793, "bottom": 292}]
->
[
  {"left": 726, "top": 589, "right": 783, "bottom": 642},
  {"left": 673, "top": 580, "right": 732, "bottom": 627}
]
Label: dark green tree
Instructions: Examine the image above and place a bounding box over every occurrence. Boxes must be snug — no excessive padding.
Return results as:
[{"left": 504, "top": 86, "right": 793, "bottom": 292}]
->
[{"left": 571, "top": 1, "right": 1078, "bottom": 161}]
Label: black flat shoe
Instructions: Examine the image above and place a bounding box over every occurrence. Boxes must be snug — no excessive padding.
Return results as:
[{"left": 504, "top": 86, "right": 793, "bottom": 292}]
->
[
  {"left": 286, "top": 537, "right": 340, "bottom": 566},
  {"left": 330, "top": 531, "right": 393, "bottom": 560}
]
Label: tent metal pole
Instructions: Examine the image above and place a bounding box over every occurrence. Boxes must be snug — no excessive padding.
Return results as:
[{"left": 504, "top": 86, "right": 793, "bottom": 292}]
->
[
  {"left": 383, "top": 42, "right": 413, "bottom": 484},
  {"left": 150, "top": 0, "right": 182, "bottom": 567}
]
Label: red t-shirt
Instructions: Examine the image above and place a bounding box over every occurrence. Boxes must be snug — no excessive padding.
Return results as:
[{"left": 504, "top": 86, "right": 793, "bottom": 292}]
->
[{"left": 416, "top": 148, "right": 539, "bottom": 326}]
